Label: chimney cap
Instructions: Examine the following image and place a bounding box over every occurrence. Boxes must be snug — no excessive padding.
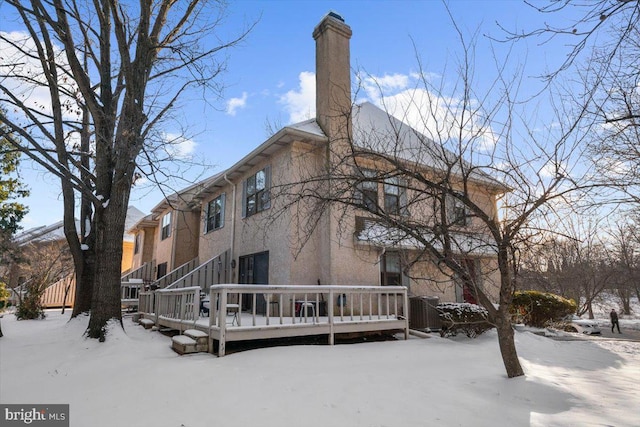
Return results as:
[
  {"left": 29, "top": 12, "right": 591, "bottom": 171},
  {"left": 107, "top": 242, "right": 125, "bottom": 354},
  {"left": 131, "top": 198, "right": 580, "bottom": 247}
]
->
[{"left": 326, "top": 11, "right": 345, "bottom": 22}]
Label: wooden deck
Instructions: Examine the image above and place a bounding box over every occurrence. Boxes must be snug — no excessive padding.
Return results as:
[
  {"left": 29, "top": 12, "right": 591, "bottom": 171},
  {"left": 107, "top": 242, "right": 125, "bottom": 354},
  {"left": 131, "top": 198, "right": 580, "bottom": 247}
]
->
[{"left": 139, "top": 284, "right": 409, "bottom": 356}]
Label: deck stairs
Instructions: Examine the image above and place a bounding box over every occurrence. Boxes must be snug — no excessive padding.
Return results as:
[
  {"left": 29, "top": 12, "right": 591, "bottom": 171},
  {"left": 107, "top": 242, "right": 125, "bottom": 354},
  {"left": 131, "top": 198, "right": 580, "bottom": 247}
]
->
[{"left": 171, "top": 329, "right": 209, "bottom": 354}]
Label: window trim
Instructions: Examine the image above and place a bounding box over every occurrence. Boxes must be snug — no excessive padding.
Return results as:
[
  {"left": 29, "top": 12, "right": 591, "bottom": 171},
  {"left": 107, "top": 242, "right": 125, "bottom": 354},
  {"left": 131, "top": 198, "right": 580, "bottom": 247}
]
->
[
  {"left": 160, "top": 212, "right": 172, "bottom": 240},
  {"left": 380, "top": 251, "right": 403, "bottom": 286},
  {"left": 356, "top": 169, "right": 379, "bottom": 213},
  {"left": 447, "top": 195, "right": 468, "bottom": 226},
  {"left": 242, "top": 166, "right": 271, "bottom": 218},
  {"left": 205, "top": 193, "right": 225, "bottom": 233},
  {"left": 383, "top": 177, "right": 409, "bottom": 216}
]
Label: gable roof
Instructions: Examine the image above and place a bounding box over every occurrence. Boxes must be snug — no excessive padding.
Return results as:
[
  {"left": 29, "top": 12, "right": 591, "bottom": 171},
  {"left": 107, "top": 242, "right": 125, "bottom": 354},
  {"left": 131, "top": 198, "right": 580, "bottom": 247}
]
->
[
  {"left": 192, "top": 121, "right": 329, "bottom": 200},
  {"left": 188, "top": 102, "right": 505, "bottom": 202},
  {"left": 352, "top": 102, "right": 506, "bottom": 192}
]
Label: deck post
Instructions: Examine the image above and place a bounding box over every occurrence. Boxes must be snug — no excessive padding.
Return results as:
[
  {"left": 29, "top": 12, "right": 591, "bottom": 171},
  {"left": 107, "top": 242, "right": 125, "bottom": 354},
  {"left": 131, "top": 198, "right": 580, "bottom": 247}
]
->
[
  {"left": 154, "top": 291, "right": 159, "bottom": 327},
  {"left": 328, "top": 288, "right": 334, "bottom": 346},
  {"left": 218, "top": 288, "right": 228, "bottom": 357},
  {"left": 403, "top": 288, "right": 409, "bottom": 340}
]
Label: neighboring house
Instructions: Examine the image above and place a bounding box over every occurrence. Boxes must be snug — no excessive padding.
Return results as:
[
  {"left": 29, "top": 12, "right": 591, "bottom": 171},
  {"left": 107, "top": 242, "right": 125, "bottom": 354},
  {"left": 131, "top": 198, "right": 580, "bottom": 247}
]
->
[
  {"left": 6, "top": 206, "right": 145, "bottom": 307},
  {"left": 128, "top": 175, "right": 222, "bottom": 281},
  {"left": 131, "top": 13, "right": 504, "bottom": 307}
]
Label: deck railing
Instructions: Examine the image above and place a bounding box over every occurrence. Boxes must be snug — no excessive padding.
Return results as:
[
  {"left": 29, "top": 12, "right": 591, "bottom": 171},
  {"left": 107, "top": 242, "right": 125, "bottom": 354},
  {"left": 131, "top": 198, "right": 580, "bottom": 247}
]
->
[
  {"left": 138, "top": 283, "right": 409, "bottom": 357},
  {"left": 164, "top": 250, "right": 230, "bottom": 291},
  {"left": 209, "top": 284, "right": 409, "bottom": 356},
  {"left": 153, "top": 286, "right": 200, "bottom": 332},
  {"left": 138, "top": 290, "right": 155, "bottom": 316},
  {"left": 121, "top": 279, "right": 144, "bottom": 309}
]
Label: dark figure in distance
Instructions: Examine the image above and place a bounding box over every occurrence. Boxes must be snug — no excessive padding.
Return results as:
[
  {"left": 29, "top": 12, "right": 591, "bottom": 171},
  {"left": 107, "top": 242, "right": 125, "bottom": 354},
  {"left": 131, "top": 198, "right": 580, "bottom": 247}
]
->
[{"left": 610, "top": 309, "right": 621, "bottom": 334}]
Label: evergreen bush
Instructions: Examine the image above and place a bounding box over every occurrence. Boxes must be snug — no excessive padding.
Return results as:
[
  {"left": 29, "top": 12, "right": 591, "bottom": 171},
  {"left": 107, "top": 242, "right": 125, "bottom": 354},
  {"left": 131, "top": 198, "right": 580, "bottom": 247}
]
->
[
  {"left": 437, "top": 302, "right": 494, "bottom": 338},
  {"left": 509, "top": 290, "right": 576, "bottom": 327}
]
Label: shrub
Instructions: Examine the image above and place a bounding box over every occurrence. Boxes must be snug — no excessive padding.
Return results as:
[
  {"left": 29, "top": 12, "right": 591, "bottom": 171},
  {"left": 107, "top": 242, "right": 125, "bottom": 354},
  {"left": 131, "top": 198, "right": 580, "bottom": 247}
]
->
[
  {"left": 437, "top": 302, "right": 494, "bottom": 338},
  {"left": 509, "top": 291, "right": 576, "bottom": 327}
]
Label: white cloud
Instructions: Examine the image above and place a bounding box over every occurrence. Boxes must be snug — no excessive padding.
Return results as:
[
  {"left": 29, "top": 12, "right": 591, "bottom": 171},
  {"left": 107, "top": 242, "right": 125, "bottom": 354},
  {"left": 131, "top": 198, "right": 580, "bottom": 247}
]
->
[
  {"left": 360, "top": 72, "right": 499, "bottom": 152},
  {"left": 226, "top": 92, "right": 248, "bottom": 116},
  {"left": 361, "top": 73, "right": 410, "bottom": 101},
  {"left": 277, "top": 69, "right": 499, "bottom": 152},
  {"left": 162, "top": 132, "right": 196, "bottom": 159},
  {"left": 279, "top": 71, "right": 316, "bottom": 123}
]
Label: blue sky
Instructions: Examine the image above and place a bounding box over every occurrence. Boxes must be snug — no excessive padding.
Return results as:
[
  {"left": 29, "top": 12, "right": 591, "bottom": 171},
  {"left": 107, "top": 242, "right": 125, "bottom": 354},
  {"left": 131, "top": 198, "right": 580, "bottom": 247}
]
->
[{"left": 2, "top": 0, "right": 583, "bottom": 228}]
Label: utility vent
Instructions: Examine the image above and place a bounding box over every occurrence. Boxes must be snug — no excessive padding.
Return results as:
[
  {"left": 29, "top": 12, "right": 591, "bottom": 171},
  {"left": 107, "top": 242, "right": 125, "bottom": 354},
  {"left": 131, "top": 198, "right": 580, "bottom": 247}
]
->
[{"left": 409, "top": 296, "right": 441, "bottom": 331}]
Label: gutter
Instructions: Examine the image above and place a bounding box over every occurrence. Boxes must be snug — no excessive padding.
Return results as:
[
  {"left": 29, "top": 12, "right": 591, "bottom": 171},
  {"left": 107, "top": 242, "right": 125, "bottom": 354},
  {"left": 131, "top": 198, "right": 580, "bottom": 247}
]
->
[{"left": 224, "top": 173, "right": 237, "bottom": 280}]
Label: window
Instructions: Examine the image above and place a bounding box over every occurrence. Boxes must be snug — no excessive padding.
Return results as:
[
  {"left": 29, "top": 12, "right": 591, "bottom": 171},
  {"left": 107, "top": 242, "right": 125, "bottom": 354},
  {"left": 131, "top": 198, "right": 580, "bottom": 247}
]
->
[
  {"left": 157, "top": 262, "right": 167, "bottom": 280},
  {"left": 243, "top": 167, "right": 271, "bottom": 217},
  {"left": 134, "top": 233, "right": 141, "bottom": 254},
  {"left": 161, "top": 212, "right": 171, "bottom": 240},
  {"left": 381, "top": 252, "right": 402, "bottom": 286},
  {"left": 205, "top": 194, "right": 225, "bottom": 233},
  {"left": 384, "top": 177, "right": 408, "bottom": 216},
  {"left": 356, "top": 169, "right": 378, "bottom": 212},
  {"left": 446, "top": 195, "right": 468, "bottom": 226}
]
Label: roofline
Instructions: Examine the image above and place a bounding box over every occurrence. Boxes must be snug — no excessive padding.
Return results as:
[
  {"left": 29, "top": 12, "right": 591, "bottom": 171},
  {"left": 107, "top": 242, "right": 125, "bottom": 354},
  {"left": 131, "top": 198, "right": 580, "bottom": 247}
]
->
[{"left": 193, "top": 125, "right": 328, "bottom": 199}]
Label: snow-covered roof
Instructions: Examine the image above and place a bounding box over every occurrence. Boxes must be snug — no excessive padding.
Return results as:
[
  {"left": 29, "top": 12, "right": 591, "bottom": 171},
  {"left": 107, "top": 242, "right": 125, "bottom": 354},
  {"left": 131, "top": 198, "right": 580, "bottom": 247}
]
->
[
  {"left": 287, "top": 118, "right": 326, "bottom": 137},
  {"left": 352, "top": 102, "right": 506, "bottom": 192},
  {"left": 186, "top": 102, "right": 505, "bottom": 204},
  {"left": 149, "top": 172, "right": 226, "bottom": 216},
  {"left": 15, "top": 206, "right": 146, "bottom": 245},
  {"left": 356, "top": 217, "right": 497, "bottom": 256}
]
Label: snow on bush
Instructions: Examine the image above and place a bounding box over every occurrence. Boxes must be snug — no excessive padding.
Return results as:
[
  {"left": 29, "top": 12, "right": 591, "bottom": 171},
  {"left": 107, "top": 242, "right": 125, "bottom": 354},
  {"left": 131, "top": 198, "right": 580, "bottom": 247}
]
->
[{"left": 437, "top": 302, "right": 493, "bottom": 338}]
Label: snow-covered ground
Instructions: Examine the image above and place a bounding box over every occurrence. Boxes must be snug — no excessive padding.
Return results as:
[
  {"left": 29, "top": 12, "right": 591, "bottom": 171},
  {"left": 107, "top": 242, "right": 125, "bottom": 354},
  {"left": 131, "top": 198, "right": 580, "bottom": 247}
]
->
[{"left": 1, "top": 296, "right": 639, "bottom": 427}]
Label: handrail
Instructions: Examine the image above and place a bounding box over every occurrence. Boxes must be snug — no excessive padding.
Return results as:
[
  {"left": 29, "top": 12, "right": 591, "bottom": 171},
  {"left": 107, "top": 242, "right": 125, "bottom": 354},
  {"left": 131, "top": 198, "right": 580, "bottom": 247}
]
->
[
  {"left": 121, "top": 261, "right": 155, "bottom": 283},
  {"left": 165, "top": 250, "right": 230, "bottom": 290},
  {"left": 153, "top": 258, "right": 198, "bottom": 289}
]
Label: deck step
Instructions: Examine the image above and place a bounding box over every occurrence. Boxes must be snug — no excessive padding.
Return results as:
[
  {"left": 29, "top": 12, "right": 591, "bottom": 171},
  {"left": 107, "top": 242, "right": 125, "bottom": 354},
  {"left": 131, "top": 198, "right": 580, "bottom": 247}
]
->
[
  {"left": 183, "top": 329, "right": 208, "bottom": 347},
  {"left": 172, "top": 333, "right": 208, "bottom": 354},
  {"left": 138, "top": 318, "right": 155, "bottom": 329}
]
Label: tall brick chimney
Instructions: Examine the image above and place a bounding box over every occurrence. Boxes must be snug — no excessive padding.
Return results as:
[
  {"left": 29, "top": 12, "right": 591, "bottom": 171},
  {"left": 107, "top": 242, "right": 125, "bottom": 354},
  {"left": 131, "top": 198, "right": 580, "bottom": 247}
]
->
[{"left": 313, "top": 12, "right": 352, "bottom": 142}]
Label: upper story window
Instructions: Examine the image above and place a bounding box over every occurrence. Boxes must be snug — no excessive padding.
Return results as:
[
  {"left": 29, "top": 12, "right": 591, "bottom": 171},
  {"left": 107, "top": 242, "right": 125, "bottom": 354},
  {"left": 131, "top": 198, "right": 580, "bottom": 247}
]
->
[
  {"left": 356, "top": 169, "right": 378, "bottom": 212},
  {"left": 134, "top": 233, "right": 141, "bottom": 254},
  {"left": 243, "top": 166, "right": 271, "bottom": 217},
  {"left": 446, "top": 194, "right": 468, "bottom": 226},
  {"left": 384, "top": 177, "right": 408, "bottom": 216},
  {"left": 205, "top": 194, "right": 225, "bottom": 233},
  {"left": 161, "top": 212, "right": 172, "bottom": 240}
]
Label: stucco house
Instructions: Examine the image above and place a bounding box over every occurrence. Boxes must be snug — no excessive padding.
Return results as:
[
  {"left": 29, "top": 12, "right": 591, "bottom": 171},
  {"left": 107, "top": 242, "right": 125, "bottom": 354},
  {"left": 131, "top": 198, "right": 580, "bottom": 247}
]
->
[{"left": 128, "top": 12, "right": 504, "bottom": 311}]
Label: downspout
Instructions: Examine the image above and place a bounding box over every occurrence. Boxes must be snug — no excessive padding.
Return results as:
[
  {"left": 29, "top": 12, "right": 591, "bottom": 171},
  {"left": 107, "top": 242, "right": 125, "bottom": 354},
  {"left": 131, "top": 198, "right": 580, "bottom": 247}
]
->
[
  {"left": 377, "top": 247, "right": 386, "bottom": 286},
  {"left": 224, "top": 173, "right": 237, "bottom": 282}
]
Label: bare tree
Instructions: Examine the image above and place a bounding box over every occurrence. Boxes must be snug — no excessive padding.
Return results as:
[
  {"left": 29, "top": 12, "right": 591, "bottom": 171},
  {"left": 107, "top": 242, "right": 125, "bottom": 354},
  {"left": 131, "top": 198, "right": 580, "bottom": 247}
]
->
[
  {"left": 0, "top": 1, "right": 251, "bottom": 340},
  {"left": 13, "top": 237, "right": 73, "bottom": 320},
  {"left": 521, "top": 217, "right": 613, "bottom": 317},
  {"left": 605, "top": 216, "right": 640, "bottom": 313},
  {"left": 268, "top": 19, "right": 595, "bottom": 378}
]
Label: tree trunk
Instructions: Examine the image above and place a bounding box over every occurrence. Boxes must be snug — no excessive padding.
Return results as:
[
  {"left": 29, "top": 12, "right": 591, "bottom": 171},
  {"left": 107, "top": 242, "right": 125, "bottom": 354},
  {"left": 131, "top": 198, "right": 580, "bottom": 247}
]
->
[
  {"left": 71, "top": 253, "right": 95, "bottom": 317},
  {"left": 494, "top": 245, "right": 525, "bottom": 378},
  {"left": 86, "top": 204, "right": 126, "bottom": 340},
  {"left": 495, "top": 314, "right": 525, "bottom": 378}
]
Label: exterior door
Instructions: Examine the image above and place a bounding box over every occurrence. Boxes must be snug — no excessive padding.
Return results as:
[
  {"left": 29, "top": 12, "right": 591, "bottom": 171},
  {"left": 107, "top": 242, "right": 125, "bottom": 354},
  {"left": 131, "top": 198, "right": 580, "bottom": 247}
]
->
[
  {"left": 239, "top": 251, "right": 269, "bottom": 314},
  {"left": 455, "top": 258, "right": 478, "bottom": 304}
]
